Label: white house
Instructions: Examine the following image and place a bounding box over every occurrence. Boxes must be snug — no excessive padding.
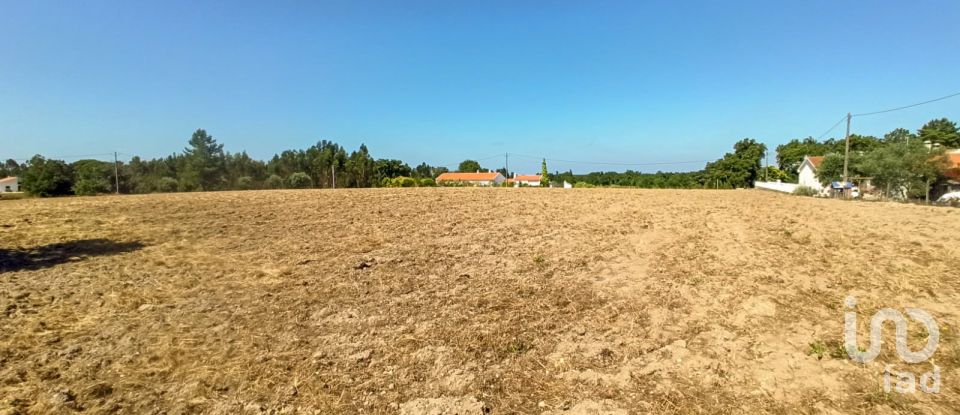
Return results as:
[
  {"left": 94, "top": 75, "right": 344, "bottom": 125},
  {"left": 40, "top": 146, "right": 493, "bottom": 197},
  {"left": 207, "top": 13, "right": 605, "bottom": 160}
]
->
[
  {"left": 510, "top": 173, "right": 543, "bottom": 187},
  {"left": 0, "top": 176, "right": 19, "bottom": 193},
  {"left": 797, "top": 156, "right": 824, "bottom": 191},
  {"left": 435, "top": 172, "right": 506, "bottom": 186}
]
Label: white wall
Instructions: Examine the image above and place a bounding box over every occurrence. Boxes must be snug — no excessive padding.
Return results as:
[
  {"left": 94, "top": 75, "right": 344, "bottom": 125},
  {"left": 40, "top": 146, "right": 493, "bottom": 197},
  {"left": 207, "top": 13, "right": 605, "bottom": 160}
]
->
[
  {"left": 0, "top": 178, "right": 18, "bottom": 192},
  {"left": 755, "top": 181, "right": 798, "bottom": 194},
  {"left": 797, "top": 165, "right": 822, "bottom": 190}
]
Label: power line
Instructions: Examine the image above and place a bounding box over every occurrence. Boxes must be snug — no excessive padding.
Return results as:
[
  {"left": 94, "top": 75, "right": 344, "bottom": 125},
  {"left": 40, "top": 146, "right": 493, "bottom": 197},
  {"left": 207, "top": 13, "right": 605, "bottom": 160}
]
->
[
  {"left": 852, "top": 90, "right": 960, "bottom": 117},
  {"left": 817, "top": 115, "right": 848, "bottom": 140},
  {"left": 7, "top": 152, "right": 116, "bottom": 162}
]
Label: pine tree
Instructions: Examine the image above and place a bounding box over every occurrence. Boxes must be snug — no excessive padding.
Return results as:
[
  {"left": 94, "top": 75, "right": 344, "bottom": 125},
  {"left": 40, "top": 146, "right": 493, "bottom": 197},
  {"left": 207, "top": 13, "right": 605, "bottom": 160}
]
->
[
  {"left": 183, "top": 129, "right": 225, "bottom": 191},
  {"left": 540, "top": 159, "right": 549, "bottom": 187}
]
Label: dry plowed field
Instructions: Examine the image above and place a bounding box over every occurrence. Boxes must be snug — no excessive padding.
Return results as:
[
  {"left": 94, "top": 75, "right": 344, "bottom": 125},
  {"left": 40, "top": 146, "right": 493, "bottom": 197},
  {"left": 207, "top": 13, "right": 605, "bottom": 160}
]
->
[{"left": 2, "top": 189, "right": 959, "bottom": 414}]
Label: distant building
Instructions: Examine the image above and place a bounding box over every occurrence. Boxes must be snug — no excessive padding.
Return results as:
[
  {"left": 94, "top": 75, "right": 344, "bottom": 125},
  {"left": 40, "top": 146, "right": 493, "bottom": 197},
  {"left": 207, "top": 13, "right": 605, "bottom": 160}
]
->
[
  {"left": 797, "top": 156, "right": 824, "bottom": 191},
  {"left": 511, "top": 173, "right": 543, "bottom": 187},
  {"left": 0, "top": 176, "right": 19, "bottom": 193},
  {"left": 435, "top": 172, "right": 505, "bottom": 186},
  {"left": 932, "top": 150, "right": 960, "bottom": 200}
]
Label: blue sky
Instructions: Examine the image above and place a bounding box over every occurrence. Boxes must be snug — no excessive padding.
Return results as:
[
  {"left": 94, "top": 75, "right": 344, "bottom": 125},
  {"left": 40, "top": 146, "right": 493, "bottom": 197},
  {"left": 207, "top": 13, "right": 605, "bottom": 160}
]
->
[{"left": 1, "top": 0, "right": 958, "bottom": 173}]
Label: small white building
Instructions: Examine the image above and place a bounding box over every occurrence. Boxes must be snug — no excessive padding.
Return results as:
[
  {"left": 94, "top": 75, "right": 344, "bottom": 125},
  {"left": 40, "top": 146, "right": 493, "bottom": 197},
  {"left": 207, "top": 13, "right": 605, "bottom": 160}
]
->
[
  {"left": 797, "top": 156, "right": 824, "bottom": 191},
  {"left": 435, "top": 172, "right": 505, "bottom": 186},
  {"left": 0, "top": 176, "right": 19, "bottom": 193},
  {"left": 510, "top": 174, "right": 543, "bottom": 187}
]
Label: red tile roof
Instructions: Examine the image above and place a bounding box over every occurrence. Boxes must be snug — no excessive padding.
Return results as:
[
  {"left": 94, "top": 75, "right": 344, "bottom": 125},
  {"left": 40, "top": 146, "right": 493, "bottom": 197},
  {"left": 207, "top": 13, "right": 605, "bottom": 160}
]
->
[
  {"left": 943, "top": 153, "right": 960, "bottom": 180},
  {"left": 435, "top": 172, "right": 501, "bottom": 182},
  {"left": 514, "top": 174, "right": 542, "bottom": 182},
  {"left": 806, "top": 156, "right": 824, "bottom": 169},
  {"left": 947, "top": 153, "right": 960, "bottom": 168},
  {"left": 0, "top": 177, "right": 17, "bottom": 184}
]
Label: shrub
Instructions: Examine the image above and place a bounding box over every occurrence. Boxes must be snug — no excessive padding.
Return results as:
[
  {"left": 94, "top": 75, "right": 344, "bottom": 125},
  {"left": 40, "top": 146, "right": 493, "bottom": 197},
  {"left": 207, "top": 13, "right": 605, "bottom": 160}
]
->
[
  {"left": 793, "top": 185, "right": 817, "bottom": 197},
  {"left": 287, "top": 172, "right": 313, "bottom": 189},
  {"left": 72, "top": 177, "right": 110, "bottom": 196},
  {"left": 265, "top": 174, "right": 284, "bottom": 189},
  {"left": 71, "top": 160, "right": 111, "bottom": 196},
  {"left": 384, "top": 176, "right": 418, "bottom": 187},
  {"left": 420, "top": 178, "right": 436, "bottom": 187},
  {"left": 574, "top": 182, "right": 596, "bottom": 188},
  {"left": 156, "top": 177, "right": 179, "bottom": 193},
  {"left": 399, "top": 177, "right": 417, "bottom": 187},
  {"left": 236, "top": 176, "right": 254, "bottom": 190}
]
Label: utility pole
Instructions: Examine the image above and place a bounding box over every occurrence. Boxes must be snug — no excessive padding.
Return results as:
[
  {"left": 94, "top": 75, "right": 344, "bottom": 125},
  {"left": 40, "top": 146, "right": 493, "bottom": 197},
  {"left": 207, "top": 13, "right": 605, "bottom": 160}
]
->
[
  {"left": 331, "top": 164, "right": 336, "bottom": 189},
  {"left": 764, "top": 151, "right": 769, "bottom": 182},
  {"left": 505, "top": 153, "right": 509, "bottom": 178},
  {"left": 842, "top": 112, "right": 852, "bottom": 186},
  {"left": 114, "top": 151, "right": 120, "bottom": 194}
]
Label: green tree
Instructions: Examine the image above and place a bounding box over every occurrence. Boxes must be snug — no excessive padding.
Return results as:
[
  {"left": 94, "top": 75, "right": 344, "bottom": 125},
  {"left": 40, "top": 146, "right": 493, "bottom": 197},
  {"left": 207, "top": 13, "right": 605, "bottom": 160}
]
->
[
  {"left": 458, "top": 160, "right": 482, "bottom": 173},
  {"left": 71, "top": 159, "right": 111, "bottom": 195},
  {"left": 860, "top": 140, "right": 947, "bottom": 200},
  {"left": 760, "top": 166, "right": 789, "bottom": 182},
  {"left": 883, "top": 128, "right": 917, "bottom": 144},
  {"left": 540, "top": 159, "right": 549, "bottom": 187},
  {"left": 21, "top": 155, "right": 73, "bottom": 196},
  {"left": 374, "top": 159, "right": 413, "bottom": 185},
  {"left": 704, "top": 138, "right": 766, "bottom": 188},
  {"left": 918, "top": 118, "right": 960, "bottom": 148},
  {"left": 157, "top": 177, "right": 179, "bottom": 192},
  {"left": 265, "top": 174, "right": 284, "bottom": 189},
  {"left": 182, "top": 129, "right": 225, "bottom": 191},
  {"left": 287, "top": 172, "right": 313, "bottom": 189},
  {"left": 776, "top": 137, "right": 830, "bottom": 179},
  {"left": 1, "top": 159, "right": 22, "bottom": 178},
  {"left": 236, "top": 176, "right": 254, "bottom": 190},
  {"left": 347, "top": 144, "right": 376, "bottom": 187},
  {"left": 814, "top": 153, "right": 847, "bottom": 186}
]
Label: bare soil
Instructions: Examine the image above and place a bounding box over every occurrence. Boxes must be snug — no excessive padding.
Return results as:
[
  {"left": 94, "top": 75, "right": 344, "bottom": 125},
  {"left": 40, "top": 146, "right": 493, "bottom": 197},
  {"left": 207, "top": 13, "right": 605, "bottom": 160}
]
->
[{"left": 1, "top": 188, "right": 959, "bottom": 414}]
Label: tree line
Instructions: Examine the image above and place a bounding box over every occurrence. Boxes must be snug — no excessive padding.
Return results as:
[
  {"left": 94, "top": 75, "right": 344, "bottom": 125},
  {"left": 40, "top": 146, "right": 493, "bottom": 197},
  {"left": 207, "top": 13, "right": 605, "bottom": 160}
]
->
[
  {"left": 547, "top": 138, "right": 768, "bottom": 189},
  {"left": 5, "top": 118, "right": 956, "bottom": 197},
  {"left": 6, "top": 129, "right": 459, "bottom": 196}
]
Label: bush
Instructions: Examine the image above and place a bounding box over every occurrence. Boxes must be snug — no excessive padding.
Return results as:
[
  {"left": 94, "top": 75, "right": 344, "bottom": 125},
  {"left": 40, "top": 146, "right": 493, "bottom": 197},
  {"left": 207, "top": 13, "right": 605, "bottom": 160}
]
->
[
  {"left": 793, "top": 185, "right": 818, "bottom": 197},
  {"left": 287, "top": 172, "right": 313, "bottom": 189},
  {"left": 420, "top": 178, "right": 436, "bottom": 187},
  {"left": 156, "top": 177, "right": 179, "bottom": 193},
  {"left": 574, "top": 182, "right": 596, "bottom": 188},
  {"left": 71, "top": 160, "right": 111, "bottom": 196},
  {"left": 73, "top": 177, "right": 110, "bottom": 196},
  {"left": 265, "top": 174, "right": 284, "bottom": 189},
  {"left": 236, "top": 176, "right": 254, "bottom": 190},
  {"left": 383, "top": 176, "right": 419, "bottom": 187},
  {"left": 399, "top": 177, "right": 417, "bottom": 187}
]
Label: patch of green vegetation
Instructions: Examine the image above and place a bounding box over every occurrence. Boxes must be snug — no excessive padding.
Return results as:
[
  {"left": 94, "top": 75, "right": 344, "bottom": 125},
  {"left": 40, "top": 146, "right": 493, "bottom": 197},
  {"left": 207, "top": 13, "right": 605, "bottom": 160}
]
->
[
  {"left": 826, "top": 340, "right": 849, "bottom": 359},
  {"left": 533, "top": 255, "right": 546, "bottom": 267},
  {"left": 504, "top": 338, "right": 533, "bottom": 356},
  {"left": 792, "top": 185, "right": 818, "bottom": 197},
  {"left": 808, "top": 341, "right": 827, "bottom": 360}
]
